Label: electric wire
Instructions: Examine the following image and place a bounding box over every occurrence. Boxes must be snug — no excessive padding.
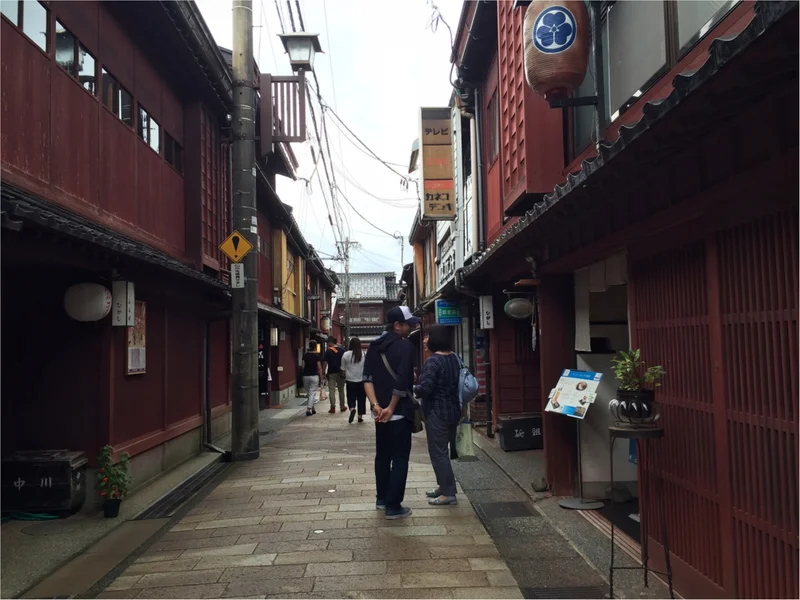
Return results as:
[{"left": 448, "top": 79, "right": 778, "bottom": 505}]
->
[
  {"left": 285, "top": 0, "right": 297, "bottom": 32},
  {"left": 294, "top": 0, "right": 305, "bottom": 31},
  {"left": 273, "top": 0, "right": 286, "bottom": 34},
  {"left": 336, "top": 184, "right": 398, "bottom": 239}
]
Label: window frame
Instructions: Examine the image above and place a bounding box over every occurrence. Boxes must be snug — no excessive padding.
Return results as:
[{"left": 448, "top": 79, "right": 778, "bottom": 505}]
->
[
  {"left": 101, "top": 68, "right": 134, "bottom": 128},
  {"left": 486, "top": 88, "right": 500, "bottom": 165},
  {"left": 54, "top": 19, "right": 97, "bottom": 99},
  {"left": 163, "top": 131, "right": 184, "bottom": 175},
  {"left": 2, "top": 1, "right": 49, "bottom": 54},
  {"left": 137, "top": 103, "right": 160, "bottom": 154}
]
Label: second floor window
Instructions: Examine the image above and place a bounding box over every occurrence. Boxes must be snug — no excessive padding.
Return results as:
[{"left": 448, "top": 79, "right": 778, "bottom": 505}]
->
[
  {"left": 101, "top": 69, "right": 133, "bottom": 127},
  {"left": 55, "top": 21, "right": 96, "bottom": 96},
  {"left": 2, "top": 1, "right": 48, "bottom": 53},
  {"left": 164, "top": 132, "right": 183, "bottom": 174},
  {"left": 137, "top": 105, "right": 160, "bottom": 153},
  {"left": 487, "top": 89, "right": 499, "bottom": 164}
]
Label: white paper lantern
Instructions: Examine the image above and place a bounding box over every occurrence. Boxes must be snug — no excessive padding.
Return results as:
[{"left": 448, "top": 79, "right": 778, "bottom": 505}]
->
[{"left": 64, "top": 283, "right": 112, "bottom": 322}]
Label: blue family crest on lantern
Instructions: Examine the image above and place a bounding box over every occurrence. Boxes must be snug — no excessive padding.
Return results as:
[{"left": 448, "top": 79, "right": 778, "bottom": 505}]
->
[{"left": 533, "top": 6, "right": 577, "bottom": 54}]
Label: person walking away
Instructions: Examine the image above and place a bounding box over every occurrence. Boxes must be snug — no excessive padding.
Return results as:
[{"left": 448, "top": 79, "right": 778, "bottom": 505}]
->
[
  {"left": 414, "top": 325, "right": 463, "bottom": 506},
  {"left": 301, "top": 341, "right": 324, "bottom": 417},
  {"left": 341, "top": 337, "right": 367, "bottom": 423},
  {"left": 323, "top": 336, "right": 347, "bottom": 413},
  {"left": 363, "top": 306, "right": 419, "bottom": 520}
]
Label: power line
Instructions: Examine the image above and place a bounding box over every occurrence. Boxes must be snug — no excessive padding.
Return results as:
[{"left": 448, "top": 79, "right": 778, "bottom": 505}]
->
[
  {"left": 273, "top": 0, "right": 286, "bottom": 33},
  {"left": 336, "top": 184, "right": 398, "bottom": 239},
  {"left": 285, "top": 0, "right": 297, "bottom": 32},
  {"left": 294, "top": 0, "right": 305, "bottom": 31}
]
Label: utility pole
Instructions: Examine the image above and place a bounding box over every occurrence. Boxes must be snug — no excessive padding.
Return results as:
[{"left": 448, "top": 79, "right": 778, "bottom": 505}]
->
[
  {"left": 393, "top": 232, "right": 404, "bottom": 268},
  {"left": 341, "top": 238, "right": 359, "bottom": 343},
  {"left": 231, "top": 0, "right": 259, "bottom": 461}
]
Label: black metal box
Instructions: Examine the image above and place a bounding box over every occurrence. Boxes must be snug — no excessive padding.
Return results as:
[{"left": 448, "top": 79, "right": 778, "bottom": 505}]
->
[
  {"left": 498, "top": 414, "right": 544, "bottom": 452},
  {"left": 2, "top": 450, "right": 88, "bottom": 514}
]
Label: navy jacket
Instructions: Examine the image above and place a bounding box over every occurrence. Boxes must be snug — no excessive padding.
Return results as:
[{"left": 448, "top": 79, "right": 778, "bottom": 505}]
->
[{"left": 362, "top": 331, "right": 415, "bottom": 419}]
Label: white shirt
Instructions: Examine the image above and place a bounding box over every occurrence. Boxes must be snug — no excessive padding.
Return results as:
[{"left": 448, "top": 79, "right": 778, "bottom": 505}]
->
[{"left": 341, "top": 350, "right": 365, "bottom": 383}]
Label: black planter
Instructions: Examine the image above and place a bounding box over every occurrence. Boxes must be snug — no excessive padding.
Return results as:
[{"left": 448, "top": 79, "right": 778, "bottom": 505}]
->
[
  {"left": 103, "top": 498, "right": 121, "bottom": 518},
  {"left": 615, "top": 389, "right": 658, "bottom": 425}
]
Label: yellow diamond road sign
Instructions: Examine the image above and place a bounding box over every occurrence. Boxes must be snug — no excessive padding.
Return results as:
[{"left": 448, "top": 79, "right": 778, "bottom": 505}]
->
[{"left": 219, "top": 231, "right": 253, "bottom": 263}]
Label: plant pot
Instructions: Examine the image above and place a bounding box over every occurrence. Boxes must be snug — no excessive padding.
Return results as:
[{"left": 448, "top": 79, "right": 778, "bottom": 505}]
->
[
  {"left": 615, "top": 389, "right": 658, "bottom": 425},
  {"left": 103, "top": 498, "right": 121, "bottom": 518}
]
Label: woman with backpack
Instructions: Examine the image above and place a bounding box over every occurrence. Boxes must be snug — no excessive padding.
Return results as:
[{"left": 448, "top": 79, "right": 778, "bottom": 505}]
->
[
  {"left": 341, "top": 337, "right": 366, "bottom": 423},
  {"left": 413, "top": 325, "right": 464, "bottom": 506}
]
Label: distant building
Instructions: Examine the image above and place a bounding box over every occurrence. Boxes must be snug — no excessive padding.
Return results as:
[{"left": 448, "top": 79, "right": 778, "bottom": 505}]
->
[{"left": 335, "top": 272, "right": 402, "bottom": 346}]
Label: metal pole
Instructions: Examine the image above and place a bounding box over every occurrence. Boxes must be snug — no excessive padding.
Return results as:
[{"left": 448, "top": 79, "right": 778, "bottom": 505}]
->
[
  {"left": 231, "top": 0, "right": 259, "bottom": 461},
  {"left": 344, "top": 238, "right": 351, "bottom": 343}
]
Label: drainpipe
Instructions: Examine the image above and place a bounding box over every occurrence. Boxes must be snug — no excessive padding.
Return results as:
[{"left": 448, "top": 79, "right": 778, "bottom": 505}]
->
[
  {"left": 473, "top": 87, "right": 486, "bottom": 253},
  {"left": 204, "top": 310, "right": 232, "bottom": 458}
]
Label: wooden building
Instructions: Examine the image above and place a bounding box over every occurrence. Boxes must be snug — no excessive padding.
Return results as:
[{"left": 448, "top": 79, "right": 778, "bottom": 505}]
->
[
  {"left": 452, "top": 0, "right": 798, "bottom": 597},
  {"left": 0, "top": 0, "right": 328, "bottom": 495}
]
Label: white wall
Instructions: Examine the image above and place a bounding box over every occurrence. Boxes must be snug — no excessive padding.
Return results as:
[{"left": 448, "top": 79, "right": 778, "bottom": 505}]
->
[{"left": 577, "top": 353, "right": 638, "bottom": 498}]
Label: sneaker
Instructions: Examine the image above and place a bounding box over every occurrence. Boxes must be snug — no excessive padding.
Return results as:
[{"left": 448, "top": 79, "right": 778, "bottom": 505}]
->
[
  {"left": 376, "top": 501, "right": 386, "bottom": 511},
  {"left": 328, "top": 408, "right": 336, "bottom": 414},
  {"left": 385, "top": 506, "right": 412, "bottom": 520},
  {"left": 425, "top": 489, "right": 440, "bottom": 498},
  {"left": 305, "top": 410, "right": 313, "bottom": 417},
  {"left": 348, "top": 410, "right": 356, "bottom": 423},
  {"left": 358, "top": 417, "right": 364, "bottom": 423}
]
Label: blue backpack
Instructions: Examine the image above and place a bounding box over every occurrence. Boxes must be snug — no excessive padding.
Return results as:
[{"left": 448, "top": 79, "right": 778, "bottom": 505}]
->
[{"left": 456, "top": 355, "right": 480, "bottom": 409}]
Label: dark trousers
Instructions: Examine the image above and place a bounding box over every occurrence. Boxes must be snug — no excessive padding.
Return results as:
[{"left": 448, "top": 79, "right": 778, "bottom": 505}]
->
[
  {"left": 346, "top": 381, "right": 367, "bottom": 415},
  {"left": 425, "top": 412, "right": 458, "bottom": 496},
  {"left": 375, "top": 417, "right": 412, "bottom": 510}
]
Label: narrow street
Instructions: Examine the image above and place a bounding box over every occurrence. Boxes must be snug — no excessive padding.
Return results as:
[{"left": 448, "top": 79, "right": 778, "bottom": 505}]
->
[{"left": 92, "top": 406, "right": 610, "bottom": 600}]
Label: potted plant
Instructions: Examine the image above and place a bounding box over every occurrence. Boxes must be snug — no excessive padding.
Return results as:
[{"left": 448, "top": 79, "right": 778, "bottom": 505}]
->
[
  {"left": 611, "top": 349, "right": 665, "bottom": 425},
  {"left": 96, "top": 445, "right": 131, "bottom": 518}
]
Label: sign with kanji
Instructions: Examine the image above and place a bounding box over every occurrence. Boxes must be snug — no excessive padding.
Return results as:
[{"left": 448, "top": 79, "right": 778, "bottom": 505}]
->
[
  {"left": 423, "top": 180, "right": 456, "bottom": 220},
  {"left": 219, "top": 231, "right": 253, "bottom": 263},
  {"left": 435, "top": 299, "right": 461, "bottom": 325},
  {"left": 419, "top": 107, "right": 456, "bottom": 222}
]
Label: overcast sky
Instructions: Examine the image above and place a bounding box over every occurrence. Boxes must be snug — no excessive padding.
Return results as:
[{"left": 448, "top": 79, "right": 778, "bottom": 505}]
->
[{"left": 195, "top": 0, "right": 463, "bottom": 279}]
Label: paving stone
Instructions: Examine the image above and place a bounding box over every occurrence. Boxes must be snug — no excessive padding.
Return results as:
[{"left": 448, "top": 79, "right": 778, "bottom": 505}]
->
[
  {"left": 487, "top": 570, "right": 520, "bottom": 587},
  {"left": 355, "top": 589, "right": 452, "bottom": 599},
  {"left": 452, "top": 586, "right": 524, "bottom": 598},
  {"left": 505, "top": 558, "right": 606, "bottom": 588},
  {"left": 222, "top": 578, "right": 315, "bottom": 596},
  {"left": 210, "top": 522, "right": 284, "bottom": 535},
  {"left": 135, "top": 551, "right": 185, "bottom": 563},
  {"left": 279, "top": 519, "right": 349, "bottom": 531},
  {"left": 429, "top": 545, "right": 501, "bottom": 559},
  {"left": 193, "top": 554, "right": 277, "bottom": 569},
  {"left": 386, "top": 558, "right": 471, "bottom": 574},
  {"left": 446, "top": 523, "right": 490, "bottom": 535},
  {"left": 124, "top": 558, "right": 201, "bottom": 575},
  {"left": 181, "top": 512, "right": 221, "bottom": 523},
  {"left": 215, "top": 507, "right": 281, "bottom": 519},
  {"left": 400, "top": 571, "right": 489, "bottom": 589},
  {"left": 136, "top": 583, "right": 228, "bottom": 598},
  {"left": 304, "top": 561, "right": 386, "bottom": 577},
  {"left": 281, "top": 475, "right": 331, "bottom": 483},
  {"left": 277, "top": 504, "right": 331, "bottom": 515},
  {"left": 160, "top": 529, "right": 216, "bottom": 542},
  {"left": 217, "top": 565, "right": 307, "bottom": 582},
  {"left": 273, "top": 550, "right": 352, "bottom": 565},
  {"left": 254, "top": 540, "right": 330, "bottom": 554},
  {"left": 306, "top": 527, "right": 377, "bottom": 540},
  {"left": 180, "top": 543, "right": 258, "bottom": 558},
  {"left": 351, "top": 547, "right": 433, "bottom": 562},
  {"left": 156, "top": 535, "right": 241, "bottom": 551},
  {"left": 194, "top": 517, "right": 263, "bottom": 531},
  {"left": 97, "top": 591, "right": 136, "bottom": 599},
  {"left": 468, "top": 557, "right": 511, "bottom": 571},
  {"left": 313, "top": 574, "right": 404, "bottom": 592},
  {"left": 132, "top": 569, "right": 224, "bottom": 588},
  {"left": 267, "top": 593, "right": 357, "bottom": 599},
  {"left": 235, "top": 531, "right": 310, "bottom": 544},
  {"left": 324, "top": 510, "right": 383, "bottom": 521},
  {"left": 377, "top": 525, "right": 449, "bottom": 537},
  {"left": 105, "top": 575, "right": 143, "bottom": 591}
]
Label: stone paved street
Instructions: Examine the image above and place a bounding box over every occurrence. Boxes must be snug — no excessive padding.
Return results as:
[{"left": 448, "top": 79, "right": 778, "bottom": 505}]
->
[{"left": 97, "top": 409, "right": 524, "bottom": 599}]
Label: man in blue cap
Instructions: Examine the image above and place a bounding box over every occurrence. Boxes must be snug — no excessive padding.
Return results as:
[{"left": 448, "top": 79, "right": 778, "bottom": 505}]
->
[{"left": 362, "top": 305, "right": 420, "bottom": 520}]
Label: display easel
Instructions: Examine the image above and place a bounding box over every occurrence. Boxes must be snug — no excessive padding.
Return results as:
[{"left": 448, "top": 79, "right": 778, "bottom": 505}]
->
[
  {"left": 608, "top": 425, "right": 674, "bottom": 599},
  {"left": 558, "top": 420, "right": 604, "bottom": 510}
]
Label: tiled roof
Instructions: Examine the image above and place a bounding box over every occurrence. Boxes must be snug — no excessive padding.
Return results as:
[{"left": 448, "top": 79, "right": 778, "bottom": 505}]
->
[{"left": 336, "top": 272, "right": 397, "bottom": 300}]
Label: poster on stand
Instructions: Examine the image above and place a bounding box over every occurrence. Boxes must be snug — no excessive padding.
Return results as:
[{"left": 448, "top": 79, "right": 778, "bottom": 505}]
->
[{"left": 544, "top": 369, "right": 602, "bottom": 419}]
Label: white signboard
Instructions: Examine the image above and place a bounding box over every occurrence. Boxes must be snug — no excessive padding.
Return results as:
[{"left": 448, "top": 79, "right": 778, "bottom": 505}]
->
[
  {"left": 231, "top": 263, "right": 245, "bottom": 289},
  {"left": 479, "top": 295, "right": 494, "bottom": 329},
  {"left": 544, "top": 369, "right": 603, "bottom": 420},
  {"left": 112, "top": 281, "right": 135, "bottom": 327}
]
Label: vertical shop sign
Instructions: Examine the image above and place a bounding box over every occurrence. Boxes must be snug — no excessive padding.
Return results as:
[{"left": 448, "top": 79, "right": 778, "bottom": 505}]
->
[{"left": 126, "top": 301, "right": 146, "bottom": 375}]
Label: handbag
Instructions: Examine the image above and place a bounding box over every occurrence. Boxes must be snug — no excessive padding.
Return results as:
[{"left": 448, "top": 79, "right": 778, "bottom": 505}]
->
[{"left": 380, "top": 353, "right": 423, "bottom": 434}]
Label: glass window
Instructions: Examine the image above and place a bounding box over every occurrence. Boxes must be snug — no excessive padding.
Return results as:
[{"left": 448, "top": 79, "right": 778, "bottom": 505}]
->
[
  {"left": 21, "top": 1, "right": 47, "bottom": 52},
  {"left": 78, "top": 45, "right": 96, "bottom": 95},
  {"left": 677, "top": 0, "right": 738, "bottom": 52},
  {"left": 174, "top": 143, "right": 183, "bottom": 174},
  {"left": 55, "top": 21, "right": 76, "bottom": 75},
  {"left": 102, "top": 68, "right": 133, "bottom": 126},
  {"left": 137, "top": 105, "right": 150, "bottom": 144},
  {"left": 148, "top": 115, "right": 159, "bottom": 153},
  {"left": 1, "top": 1, "right": 20, "bottom": 26},
  {"left": 605, "top": 1, "right": 667, "bottom": 120},
  {"left": 164, "top": 132, "right": 174, "bottom": 165}
]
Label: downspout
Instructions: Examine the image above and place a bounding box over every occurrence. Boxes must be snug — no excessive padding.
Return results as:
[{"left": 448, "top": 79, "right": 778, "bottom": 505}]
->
[{"left": 473, "top": 86, "right": 486, "bottom": 253}]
